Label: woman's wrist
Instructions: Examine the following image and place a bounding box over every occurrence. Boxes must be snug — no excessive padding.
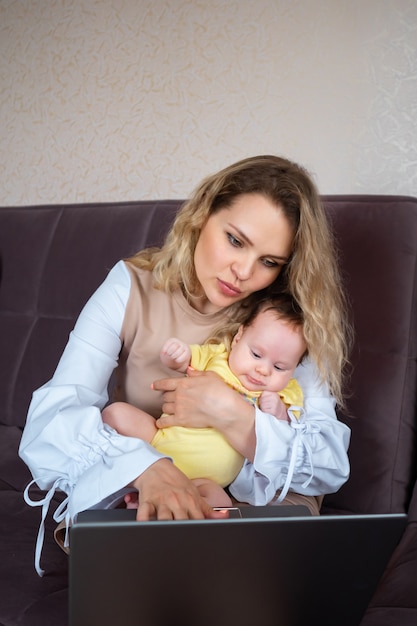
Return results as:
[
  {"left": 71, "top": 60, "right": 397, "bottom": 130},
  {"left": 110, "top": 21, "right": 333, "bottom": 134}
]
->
[{"left": 212, "top": 389, "right": 257, "bottom": 461}]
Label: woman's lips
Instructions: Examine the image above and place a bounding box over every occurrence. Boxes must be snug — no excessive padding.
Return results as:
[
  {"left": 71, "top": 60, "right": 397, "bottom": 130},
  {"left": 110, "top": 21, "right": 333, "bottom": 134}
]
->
[{"left": 217, "top": 279, "right": 242, "bottom": 297}]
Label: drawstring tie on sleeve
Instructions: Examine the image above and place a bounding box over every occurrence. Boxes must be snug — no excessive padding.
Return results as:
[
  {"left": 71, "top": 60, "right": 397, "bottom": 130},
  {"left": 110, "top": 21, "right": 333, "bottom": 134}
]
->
[
  {"left": 24, "top": 477, "right": 72, "bottom": 577},
  {"left": 276, "top": 409, "right": 320, "bottom": 503},
  {"left": 23, "top": 426, "right": 124, "bottom": 577}
]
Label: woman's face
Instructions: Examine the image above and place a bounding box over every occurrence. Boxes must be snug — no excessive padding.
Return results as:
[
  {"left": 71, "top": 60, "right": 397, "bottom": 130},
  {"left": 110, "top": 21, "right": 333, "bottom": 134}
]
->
[{"left": 192, "top": 193, "right": 295, "bottom": 313}]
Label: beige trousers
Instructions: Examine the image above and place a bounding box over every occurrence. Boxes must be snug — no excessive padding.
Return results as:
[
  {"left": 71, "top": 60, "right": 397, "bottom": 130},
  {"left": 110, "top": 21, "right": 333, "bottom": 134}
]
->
[{"left": 54, "top": 491, "right": 322, "bottom": 554}]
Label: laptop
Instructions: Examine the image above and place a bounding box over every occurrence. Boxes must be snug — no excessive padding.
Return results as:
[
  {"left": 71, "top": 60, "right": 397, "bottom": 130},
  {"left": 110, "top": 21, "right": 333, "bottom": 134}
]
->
[{"left": 69, "top": 507, "right": 406, "bottom": 626}]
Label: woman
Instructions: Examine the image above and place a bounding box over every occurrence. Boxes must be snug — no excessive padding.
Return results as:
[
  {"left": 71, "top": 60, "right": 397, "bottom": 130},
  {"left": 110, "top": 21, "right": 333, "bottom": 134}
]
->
[{"left": 19, "top": 155, "right": 351, "bottom": 576}]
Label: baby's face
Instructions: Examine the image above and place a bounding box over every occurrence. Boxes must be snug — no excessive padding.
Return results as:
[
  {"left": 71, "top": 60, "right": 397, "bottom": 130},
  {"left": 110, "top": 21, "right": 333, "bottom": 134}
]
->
[{"left": 228, "top": 309, "right": 306, "bottom": 392}]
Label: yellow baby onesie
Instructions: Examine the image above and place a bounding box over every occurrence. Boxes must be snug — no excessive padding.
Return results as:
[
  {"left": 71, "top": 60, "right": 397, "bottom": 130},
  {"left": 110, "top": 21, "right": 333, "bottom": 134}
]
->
[{"left": 151, "top": 343, "right": 303, "bottom": 486}]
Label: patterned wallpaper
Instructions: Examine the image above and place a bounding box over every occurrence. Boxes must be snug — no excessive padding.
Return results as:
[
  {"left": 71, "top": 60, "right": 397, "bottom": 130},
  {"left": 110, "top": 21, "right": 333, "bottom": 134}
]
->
[{"left": 1, "top": 0, "right": 416, "bottom": 206}]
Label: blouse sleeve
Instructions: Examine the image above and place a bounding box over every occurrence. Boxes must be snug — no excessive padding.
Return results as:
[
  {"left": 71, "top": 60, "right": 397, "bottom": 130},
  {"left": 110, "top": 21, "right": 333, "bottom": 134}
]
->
[
  {"left": 19, "top": 261, "right": 167, "bottom": 575},
  {"left": 229, "top": 359, "right": 351, "bottom": 506}
]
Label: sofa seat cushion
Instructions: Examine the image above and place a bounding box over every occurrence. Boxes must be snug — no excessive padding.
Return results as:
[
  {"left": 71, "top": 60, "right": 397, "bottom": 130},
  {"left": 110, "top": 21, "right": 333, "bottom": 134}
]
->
[{"left": 0, "top": 490, "right": 68, "bottom": 625}]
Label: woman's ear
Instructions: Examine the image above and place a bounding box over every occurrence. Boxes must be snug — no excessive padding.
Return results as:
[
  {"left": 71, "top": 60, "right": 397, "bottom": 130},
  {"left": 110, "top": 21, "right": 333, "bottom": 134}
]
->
[{"left": 232, "top": 325, "right": 244, "bottom": 347}]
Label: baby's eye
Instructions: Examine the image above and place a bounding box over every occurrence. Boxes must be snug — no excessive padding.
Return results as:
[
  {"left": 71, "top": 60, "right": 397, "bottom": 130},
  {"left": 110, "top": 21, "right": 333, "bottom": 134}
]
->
[
  {"left": 251, "top": 350, "right": 261, "bottom": 359},
  {"left": 227, "top": 232, "right": 242, "bottom": 247},
  {"left": 274, "top": 365, "right": 284, "bottom": 372}
]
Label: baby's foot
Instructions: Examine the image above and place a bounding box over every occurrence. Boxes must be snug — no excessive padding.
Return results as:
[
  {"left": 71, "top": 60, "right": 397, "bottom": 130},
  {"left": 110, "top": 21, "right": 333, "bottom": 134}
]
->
[{"left": 124, "top": 492, "right": 139, "bottom": 509}]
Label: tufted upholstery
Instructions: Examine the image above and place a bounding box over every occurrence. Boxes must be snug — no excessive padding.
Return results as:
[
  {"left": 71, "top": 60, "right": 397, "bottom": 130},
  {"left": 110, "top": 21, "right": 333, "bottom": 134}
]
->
[{"left": 0, "top": 196, "right": 416, "bottom": 625}]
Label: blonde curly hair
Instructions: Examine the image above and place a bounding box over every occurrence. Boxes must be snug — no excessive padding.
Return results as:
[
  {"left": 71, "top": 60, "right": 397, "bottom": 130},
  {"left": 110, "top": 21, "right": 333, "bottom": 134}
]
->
[{"left": 128, "top": 155, "right": 352, "bottom": 407}]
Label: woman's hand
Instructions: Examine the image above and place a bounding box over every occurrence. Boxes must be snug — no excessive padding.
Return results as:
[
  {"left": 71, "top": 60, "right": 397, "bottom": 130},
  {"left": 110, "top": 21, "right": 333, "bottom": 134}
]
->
[
  {"left": 131, "top": 458, "right": 228, "bottom": 521},
  {"left": 152, "top": 368, "right": 257, "bottom": 460}
]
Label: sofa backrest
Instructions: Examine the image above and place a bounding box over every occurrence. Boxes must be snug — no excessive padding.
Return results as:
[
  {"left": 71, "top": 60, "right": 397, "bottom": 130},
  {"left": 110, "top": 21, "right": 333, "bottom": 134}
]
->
[
  {"left": 322, "top": 195, "right": 417, "bottom": 515},
  {"left": 0, "top": 201, "right": 179, "bottom": 429},
  {"left": 1, "top": 196, "right": 416, "bottom": 515}
]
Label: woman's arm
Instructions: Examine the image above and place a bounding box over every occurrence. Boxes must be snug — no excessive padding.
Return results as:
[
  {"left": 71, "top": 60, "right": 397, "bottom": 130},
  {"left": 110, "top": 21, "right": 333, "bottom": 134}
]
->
[
  {"left": 230, "top": 368, "right": 351, "bottom": 505},
  {"left": 154, "top": 368, "right": 257, "bottom": 460},
  {"left": 153, "top": 359, "right": 351, "bottom": 506},
  {"left": 20, "top": 262, "right": 226, "bottom": 575},
  {"left": 19, "top": 262, "right": 168, "bottom": 515}
]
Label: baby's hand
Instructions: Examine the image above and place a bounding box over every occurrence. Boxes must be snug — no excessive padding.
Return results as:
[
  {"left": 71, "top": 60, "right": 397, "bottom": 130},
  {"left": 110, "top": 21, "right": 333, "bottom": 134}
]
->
[
  {"left": 259, "top": 391, "right": 289, "bottom": 422},
  {"left": 160, "top": 338, "right": 191, "bottom": 372}
]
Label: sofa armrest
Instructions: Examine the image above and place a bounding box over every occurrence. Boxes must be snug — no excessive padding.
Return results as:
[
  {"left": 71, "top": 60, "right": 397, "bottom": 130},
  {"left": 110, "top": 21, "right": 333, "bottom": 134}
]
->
[{"left": 360, "top": 479, "right": 417, "bottom": 625}]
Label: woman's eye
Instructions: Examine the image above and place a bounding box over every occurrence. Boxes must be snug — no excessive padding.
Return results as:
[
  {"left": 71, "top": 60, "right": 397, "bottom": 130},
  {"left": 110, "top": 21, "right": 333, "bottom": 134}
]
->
[
  {"left": 227, "top": 232, "right": 242, "bottom": 247},
  {"left": 262, "top": 258, "right": 279, "bottom": 268}
]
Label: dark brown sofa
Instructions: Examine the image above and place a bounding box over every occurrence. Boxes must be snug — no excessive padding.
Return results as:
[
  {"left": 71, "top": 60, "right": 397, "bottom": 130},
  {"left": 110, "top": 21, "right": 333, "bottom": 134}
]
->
[{"left": 1, "top": 196, "right": 416, "bottom": 625}]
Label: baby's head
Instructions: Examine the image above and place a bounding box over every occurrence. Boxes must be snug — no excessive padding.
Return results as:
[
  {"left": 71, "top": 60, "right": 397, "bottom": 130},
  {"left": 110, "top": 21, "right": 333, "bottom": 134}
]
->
[{"left": 228, "top": 295, "right": 307, "bottom": 393}]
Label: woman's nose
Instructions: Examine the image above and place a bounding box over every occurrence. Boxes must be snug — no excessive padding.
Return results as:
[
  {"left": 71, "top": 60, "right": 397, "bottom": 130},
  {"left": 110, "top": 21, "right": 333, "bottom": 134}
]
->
[{"left": 232, "top": 257, "right": 254, "bottom": 281}]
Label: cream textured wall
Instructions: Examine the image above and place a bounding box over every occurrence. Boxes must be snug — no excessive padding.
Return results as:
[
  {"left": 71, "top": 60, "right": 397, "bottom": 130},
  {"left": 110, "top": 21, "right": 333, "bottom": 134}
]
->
[{"left": 1, "top": 0, "right": 416, "bottom": 206}]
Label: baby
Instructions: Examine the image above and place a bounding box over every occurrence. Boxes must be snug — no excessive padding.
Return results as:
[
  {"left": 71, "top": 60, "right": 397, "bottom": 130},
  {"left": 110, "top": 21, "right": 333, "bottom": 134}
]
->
[{"left": 103, "top": 295, "right": 307, "bottom": 507}]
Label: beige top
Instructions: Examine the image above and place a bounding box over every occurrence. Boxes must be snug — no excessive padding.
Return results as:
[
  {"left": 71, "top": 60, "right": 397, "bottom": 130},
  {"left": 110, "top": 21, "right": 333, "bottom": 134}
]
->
[{"left": 113, "top": 262, "right": 228, "bottom": 418}]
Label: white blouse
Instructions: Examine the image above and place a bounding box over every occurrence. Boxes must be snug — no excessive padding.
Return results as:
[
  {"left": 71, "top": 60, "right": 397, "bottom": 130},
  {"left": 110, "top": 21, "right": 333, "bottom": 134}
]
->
[{"left": 19, "top": 260, "right": 350, "bottom": 575}]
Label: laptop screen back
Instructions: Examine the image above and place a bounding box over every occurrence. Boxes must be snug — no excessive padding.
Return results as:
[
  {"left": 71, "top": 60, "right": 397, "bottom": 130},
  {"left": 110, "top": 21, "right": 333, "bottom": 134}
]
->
[{"left": 69, "top": 511, "right": 406, "bottom": 626}]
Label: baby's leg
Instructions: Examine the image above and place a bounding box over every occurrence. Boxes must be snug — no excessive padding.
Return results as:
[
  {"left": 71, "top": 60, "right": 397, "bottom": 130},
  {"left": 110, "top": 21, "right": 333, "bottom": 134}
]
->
[
  {"left": 102, "top": 401, "right": 157, "bottom": 443},
  {"left": 192, "top": 478, "right": 233, "bottom": 508}
]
